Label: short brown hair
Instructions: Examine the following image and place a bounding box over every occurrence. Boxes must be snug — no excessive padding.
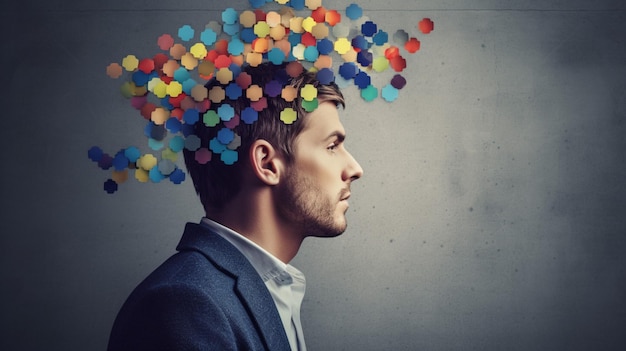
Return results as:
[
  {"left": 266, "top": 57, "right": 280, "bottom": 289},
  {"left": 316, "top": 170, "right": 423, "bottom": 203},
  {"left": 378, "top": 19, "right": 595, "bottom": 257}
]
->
[{"left": 184, "top": 62, "right": 344, "bottom": 212}]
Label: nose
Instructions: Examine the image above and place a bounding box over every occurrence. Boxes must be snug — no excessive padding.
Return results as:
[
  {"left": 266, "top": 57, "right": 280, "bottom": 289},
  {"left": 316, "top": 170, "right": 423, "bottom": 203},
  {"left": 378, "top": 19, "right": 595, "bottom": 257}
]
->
[{"left": 343, "top": 150, "right": 363, "bottom": 182}]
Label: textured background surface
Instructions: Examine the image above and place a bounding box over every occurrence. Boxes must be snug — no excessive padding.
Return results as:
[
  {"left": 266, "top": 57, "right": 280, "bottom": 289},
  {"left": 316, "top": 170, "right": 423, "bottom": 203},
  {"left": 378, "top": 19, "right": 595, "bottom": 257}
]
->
[{"left": 1, "top": 1, "right": 625, "bottom": 350}]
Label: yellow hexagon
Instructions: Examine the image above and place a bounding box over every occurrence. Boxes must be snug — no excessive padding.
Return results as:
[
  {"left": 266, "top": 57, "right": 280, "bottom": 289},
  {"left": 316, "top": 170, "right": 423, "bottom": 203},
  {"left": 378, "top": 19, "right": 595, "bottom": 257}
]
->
[
  {"left": 166, "top": 81, "right": 183, "bottom": 97},
  {"left": 302, "top": 17, "right": 316, "bottom": 33},
  {"left": 280, "top": 108, "right": 297, "bottom": 124},
  {"left": 254, "top": 21, "right": 270, "bottom": 37},
  {"left": 189, "top": 43, "right": 208, "bottom": 59},
  {"left": 147, "top": 77, "right": 162, "bottom": 93},
  {"left": 135, "top": 168, "right": 149, "bottom": 183},
  {"left": 137, "top": 154, "right": 157, "bottom": 171},
  {"left": 300, "top": 84, "right": 318, "bottom": 101},
  {"left": 334, "top": 37, "right": 351, "bottom": 55},
  {"left": 121, "top": 55, "right": 139, "bottom": 71},
  {"left": 153, "top": 80, "right": 168, "bottom": 99}
]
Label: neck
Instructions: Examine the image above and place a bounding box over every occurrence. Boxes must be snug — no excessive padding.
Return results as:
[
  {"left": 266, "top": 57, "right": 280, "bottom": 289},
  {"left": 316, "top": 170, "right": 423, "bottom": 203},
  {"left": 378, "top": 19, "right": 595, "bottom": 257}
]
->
[{"left": 206, "top": 187, "right": 304, "bottom": 263}]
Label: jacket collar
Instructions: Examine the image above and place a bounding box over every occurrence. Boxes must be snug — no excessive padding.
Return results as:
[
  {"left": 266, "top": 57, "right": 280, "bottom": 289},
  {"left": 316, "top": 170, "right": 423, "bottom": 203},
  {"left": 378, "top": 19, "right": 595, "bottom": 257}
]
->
[{"left": 176, "top": 222, "right": 291, "bottom": 351}]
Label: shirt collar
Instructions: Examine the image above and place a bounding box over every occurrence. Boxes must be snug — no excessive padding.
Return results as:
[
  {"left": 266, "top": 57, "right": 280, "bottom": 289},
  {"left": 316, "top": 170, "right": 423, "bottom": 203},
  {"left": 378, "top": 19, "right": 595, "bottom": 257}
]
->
[{"left": 200, "top": 218, "right": 302, "bottom": 286}]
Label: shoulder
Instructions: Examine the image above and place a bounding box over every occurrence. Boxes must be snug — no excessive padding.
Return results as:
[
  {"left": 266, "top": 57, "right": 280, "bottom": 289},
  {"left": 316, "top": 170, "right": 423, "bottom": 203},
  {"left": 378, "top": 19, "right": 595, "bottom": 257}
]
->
[
  {"left": 108, "top": 250, "right": 263, "bottom": 351},
  {"left": 107, "top": 224, "right": 285, "bottom": 350}
]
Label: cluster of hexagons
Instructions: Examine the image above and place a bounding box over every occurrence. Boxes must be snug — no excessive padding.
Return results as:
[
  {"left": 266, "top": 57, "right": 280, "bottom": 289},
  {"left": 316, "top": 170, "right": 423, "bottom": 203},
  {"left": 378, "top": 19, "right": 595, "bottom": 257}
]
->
[{"left": 94, "top": 0, "right": 434, "bottom": 193}]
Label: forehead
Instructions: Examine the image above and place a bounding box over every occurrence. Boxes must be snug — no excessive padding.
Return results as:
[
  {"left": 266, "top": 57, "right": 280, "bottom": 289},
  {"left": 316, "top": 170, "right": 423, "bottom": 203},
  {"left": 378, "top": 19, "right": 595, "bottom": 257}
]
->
[{"left": 298, "top": 102, "right": 344, "bottom": 141}]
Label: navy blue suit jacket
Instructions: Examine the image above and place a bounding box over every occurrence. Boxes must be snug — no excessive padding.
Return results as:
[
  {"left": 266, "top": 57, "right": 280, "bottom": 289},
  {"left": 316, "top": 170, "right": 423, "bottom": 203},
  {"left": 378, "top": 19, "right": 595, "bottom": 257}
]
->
[{"left": 108, "top": 223, "right": 291, "bottom": 351}]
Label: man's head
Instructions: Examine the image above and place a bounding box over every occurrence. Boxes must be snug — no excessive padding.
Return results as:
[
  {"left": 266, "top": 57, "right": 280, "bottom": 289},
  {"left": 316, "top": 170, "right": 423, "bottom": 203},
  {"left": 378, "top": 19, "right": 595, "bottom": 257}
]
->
[
  {"left": 275, "top": 101, "right": 363, "bottom": 237},
  {"left": 184, "top": 62, "right": 362, "bottom": 236}
]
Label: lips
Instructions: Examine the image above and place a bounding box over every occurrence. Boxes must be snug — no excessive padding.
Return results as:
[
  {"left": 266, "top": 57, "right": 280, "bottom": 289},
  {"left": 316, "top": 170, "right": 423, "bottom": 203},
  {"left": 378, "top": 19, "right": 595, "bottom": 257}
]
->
[{"left": 339, "top": 189, "right": 351, "bottom": 202}]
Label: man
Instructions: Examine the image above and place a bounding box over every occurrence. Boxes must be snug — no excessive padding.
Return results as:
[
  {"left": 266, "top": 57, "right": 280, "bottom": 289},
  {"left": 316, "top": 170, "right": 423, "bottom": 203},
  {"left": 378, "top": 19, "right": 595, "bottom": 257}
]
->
[{"left": 108, "top": 62, "right": 363, "bottom": 350}]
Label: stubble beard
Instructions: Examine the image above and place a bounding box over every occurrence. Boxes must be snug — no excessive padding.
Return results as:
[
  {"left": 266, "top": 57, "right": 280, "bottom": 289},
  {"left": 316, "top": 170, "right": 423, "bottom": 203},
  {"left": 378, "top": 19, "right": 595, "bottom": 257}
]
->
[{"left": 279, "top": 169, "right": 348, "bottom": 238}]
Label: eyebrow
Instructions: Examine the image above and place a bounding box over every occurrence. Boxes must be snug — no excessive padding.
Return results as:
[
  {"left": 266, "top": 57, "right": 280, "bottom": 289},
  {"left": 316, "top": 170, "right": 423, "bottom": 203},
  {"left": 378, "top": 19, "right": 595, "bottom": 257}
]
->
[{"left": 324, "top": 131, "right": 346, "bottom": 143}]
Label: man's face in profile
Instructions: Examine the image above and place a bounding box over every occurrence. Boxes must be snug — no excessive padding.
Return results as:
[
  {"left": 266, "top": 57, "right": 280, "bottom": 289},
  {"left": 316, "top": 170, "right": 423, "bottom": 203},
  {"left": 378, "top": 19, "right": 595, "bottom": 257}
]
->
[{"left": 277, "top": 102, "right": 363, "bottom": 238}]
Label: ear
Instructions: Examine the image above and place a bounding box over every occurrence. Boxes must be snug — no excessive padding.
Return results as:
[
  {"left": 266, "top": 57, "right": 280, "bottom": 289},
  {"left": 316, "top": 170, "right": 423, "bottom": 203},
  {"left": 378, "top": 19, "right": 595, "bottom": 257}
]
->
[{"left": 248, "top": 139, "right": 284, "bottom": 186}]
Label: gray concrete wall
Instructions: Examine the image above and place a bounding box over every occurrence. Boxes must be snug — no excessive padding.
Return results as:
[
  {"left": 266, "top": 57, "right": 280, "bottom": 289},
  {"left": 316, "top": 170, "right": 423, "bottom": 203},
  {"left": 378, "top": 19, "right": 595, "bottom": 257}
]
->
[{"left": 1, "top": 0, "right": 625, "bottom": 350}]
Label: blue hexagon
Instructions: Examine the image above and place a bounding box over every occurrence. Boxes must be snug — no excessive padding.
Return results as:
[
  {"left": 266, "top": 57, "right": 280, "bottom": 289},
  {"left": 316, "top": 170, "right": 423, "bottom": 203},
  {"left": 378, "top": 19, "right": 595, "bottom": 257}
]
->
[
  {"left": 221, "top": 149, "right": 239, "bottom": 165},
  {"left": 217, "top": 128, "right": 235, "bottom": 145},
  {"left": 149, "top": 167, "right": 165, "bottom": 183},
  {"left": 88, "top": 146, "right": 103, "bottom": 162},
  {"left": 169, "top": 168, "right": 186, "bottom": 184},
  {"left": 373, "top": 30, "right": 389, "bottom": 45},
  {"left": 104, "top": 179, "right": 118, "bottom": 194},
  {"left": 124, "top": 146, "right": 141, "bottom": 162},
  {"left": 165, "top": 117, "right": 182, "bottom": 133},
  {"left": 316, "top": 68, "right": 335, "bottom": 85},
  {"left": 381, "top": 84, "right": 399, "bottom": 102},
  {"left": 241, "top": 107, "right": 258, "bottom": 124},
  {"left": 200, "top": 28, "right": 217, "bottom": 46},
  {"left": 113, "top": 151, "right": 129, "bottom": 171},
  {"left": 228, "top": 38, "right": 245, "bottom": 55},
  {"left": 174, "top": 67, "right": 191, "bottom": 83},
  {"left": 290, "top": 0, "right": 305, "bottom": 10},
  {"left": 354, "top": 71, "right": 371, "bottom": 89},
  {"left": 178, "top": 25, "right": 195, "bottom": 41},
  {"left": 339, "top": 62, "right": 358, "bottom": 80},
  {"left": 225, "top": 83, "right": 243, "bottom": 100},
  {"left": 268, "top": 48, "right": 285, "bottom": 65},
  {"left": 317, "top": 38, "right": 334, "bottom": 55},
  {"left": 217, "top": 104, "right": 235, "bottom": 121},
  {"left": 221, "top": 8, "right": 238, "bottom": 25},
  {"left": 346, "top": 4, "right": 363, "bottom": 20},
  {"left": 209, "top": 137, "right": 227, "bottom": 154},
  {"left": 169, "top": 136, "right": 185, "bottom": 153},
  {"left": 361, "top": 21, "right": 378, "bottom": 37},
  {"left": 183, "top": 108, "right": 200, "bottom": 125}
]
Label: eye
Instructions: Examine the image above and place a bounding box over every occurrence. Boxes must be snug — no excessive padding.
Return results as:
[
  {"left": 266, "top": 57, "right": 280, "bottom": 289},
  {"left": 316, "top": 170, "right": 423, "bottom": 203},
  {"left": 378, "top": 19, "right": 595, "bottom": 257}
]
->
[{"left": 327, "top": 142, "right": 338, "bottom": 152}]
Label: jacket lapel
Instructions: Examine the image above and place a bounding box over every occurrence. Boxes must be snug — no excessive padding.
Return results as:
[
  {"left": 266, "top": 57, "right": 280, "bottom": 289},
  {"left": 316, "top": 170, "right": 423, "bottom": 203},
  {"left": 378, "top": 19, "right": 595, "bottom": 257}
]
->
[{"left": 176, "top": 223, "right": 291, "bottom": 351}]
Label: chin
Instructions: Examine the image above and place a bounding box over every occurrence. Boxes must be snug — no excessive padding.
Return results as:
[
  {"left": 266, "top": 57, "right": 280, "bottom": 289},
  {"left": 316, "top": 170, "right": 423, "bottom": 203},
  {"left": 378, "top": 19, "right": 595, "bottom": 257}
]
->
[
  {"left": 306, "top": 218, "right": 347, "bottom": 238},
  {"left": 311, "top": 230, "right": 345, "bottom": 239},
  {"left": 324, "top": 218, "right": 349, "bottom": 238},
  {"left": 300, "top": 205, "right": 350, "bottom": 238}
]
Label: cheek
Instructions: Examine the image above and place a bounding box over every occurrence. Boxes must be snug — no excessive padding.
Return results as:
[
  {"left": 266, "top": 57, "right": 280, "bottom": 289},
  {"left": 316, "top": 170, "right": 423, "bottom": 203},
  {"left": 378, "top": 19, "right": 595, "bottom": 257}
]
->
[
  {"left": 313, "top": 165, "right": 339, "bottom": 191},
  {"left": 294, "top": 151, "right": 343, "bottom": 188}
]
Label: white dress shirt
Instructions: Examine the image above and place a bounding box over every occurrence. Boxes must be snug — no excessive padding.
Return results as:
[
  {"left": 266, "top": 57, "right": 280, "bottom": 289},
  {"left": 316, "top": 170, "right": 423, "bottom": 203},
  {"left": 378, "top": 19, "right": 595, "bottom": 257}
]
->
[{"left": 201, "top": 218, "right": 307, "bottom": 351}]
